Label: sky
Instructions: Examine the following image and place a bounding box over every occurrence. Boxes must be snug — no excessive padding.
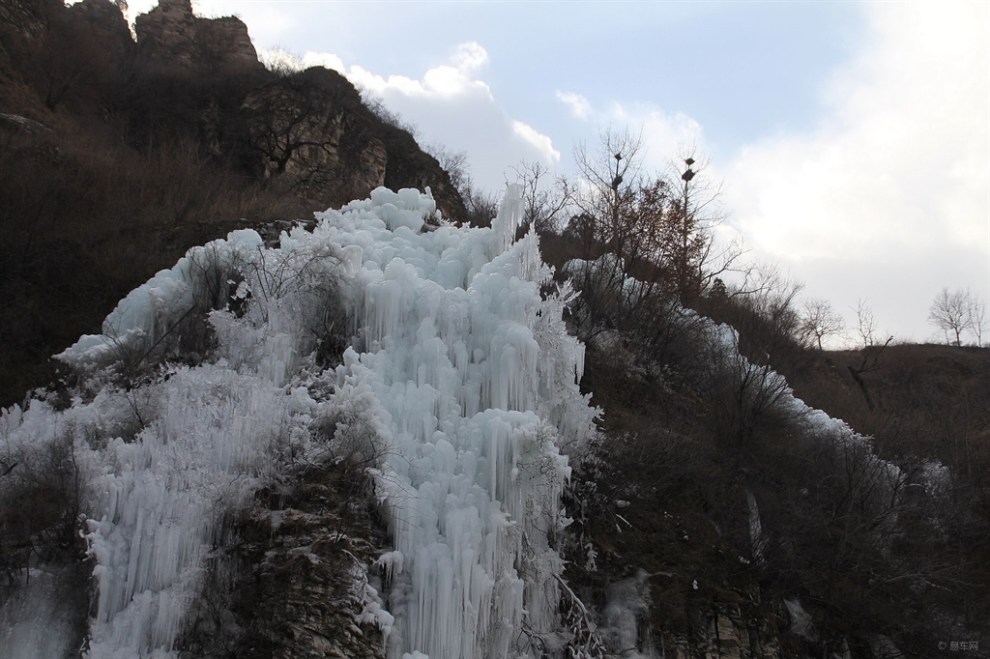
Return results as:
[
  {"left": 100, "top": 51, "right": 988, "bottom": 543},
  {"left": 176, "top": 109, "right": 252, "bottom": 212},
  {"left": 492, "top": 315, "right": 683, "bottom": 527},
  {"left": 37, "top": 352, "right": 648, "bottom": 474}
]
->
[{"left": 120, "top": 0, "right": 989, "bottom": 346}]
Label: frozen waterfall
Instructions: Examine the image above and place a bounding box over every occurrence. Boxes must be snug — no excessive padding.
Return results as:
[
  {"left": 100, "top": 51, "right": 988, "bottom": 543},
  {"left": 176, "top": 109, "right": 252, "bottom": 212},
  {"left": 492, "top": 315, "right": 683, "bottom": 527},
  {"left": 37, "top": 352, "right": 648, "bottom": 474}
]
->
[
  {"left": 0, "top": 185, "right": 597, "bottom": 658},
  {"left": 332, "top": 186, "right": 595, "bottom": 658}
]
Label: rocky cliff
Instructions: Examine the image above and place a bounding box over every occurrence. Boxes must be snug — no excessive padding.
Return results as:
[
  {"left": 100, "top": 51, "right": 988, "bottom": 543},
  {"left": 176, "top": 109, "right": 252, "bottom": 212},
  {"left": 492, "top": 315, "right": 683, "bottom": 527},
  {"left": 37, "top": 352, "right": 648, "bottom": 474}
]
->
[
  {"left": 0, "top": 0, "right": 58, "bottom": 40},
  {"left": 0, "top": 0, "right": 466, "bottom": 407},
  {"left": 129, "top": 0, "right": 464, "bottom": 216},
  {"left": 135, "top": 0, "right": 262, "bottom": 74},
  {"left": 0, "top": 0, "right": 464, "bottom": 216}
]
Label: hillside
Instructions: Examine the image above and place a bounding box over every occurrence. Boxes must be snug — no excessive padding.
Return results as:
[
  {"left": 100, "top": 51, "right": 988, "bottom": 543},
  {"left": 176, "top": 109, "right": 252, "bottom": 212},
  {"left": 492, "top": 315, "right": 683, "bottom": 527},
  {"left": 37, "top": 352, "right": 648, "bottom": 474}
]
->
[
  {"left": 1, "top": 2, "right": 988, "bottom": 659},
  {"left": 1, "top": 187, "right": 986, "bottom": 657},
  {"left": 0, "top": 0, "right": 465, "bottom": 406}
]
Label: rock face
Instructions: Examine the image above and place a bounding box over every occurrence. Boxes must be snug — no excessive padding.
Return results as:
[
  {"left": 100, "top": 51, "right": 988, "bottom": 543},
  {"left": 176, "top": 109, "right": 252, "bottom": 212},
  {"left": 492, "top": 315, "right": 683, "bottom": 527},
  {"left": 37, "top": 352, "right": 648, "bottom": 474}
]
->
[
  {"left": 135, "top": 0, "right": 262, "bottom": 74},
  {"left": 0, "top": 0, "right": 133, "bottom": 114},
  {"left": 0, "top": 0, "right": 58, "bottom": 40},
  {"left": 0, "top": 0, "right": 464, "bottom": 218},
  {"left": 379, "top": 123, "right": 465, "bottom": 220},
  {"left": 241, "top": 68, "right": 387, "bottom": 201},
  {"left": 240, "top": 66, "right": 466, "bottom": 218},
  {"left": 691, "top": 603, "right": 781, "bottom": 659},
  {"left": 130, "top": 1, "right": 465, "bottom": 217},
  {"left": 179, "top": 462, "right": 389, "bottom": 659},
  {"left": 0, "top": 0, "right": 467, "bottom": 409},
  {"left": 65, "top": 0, "right": 134, "bottom": 71}
]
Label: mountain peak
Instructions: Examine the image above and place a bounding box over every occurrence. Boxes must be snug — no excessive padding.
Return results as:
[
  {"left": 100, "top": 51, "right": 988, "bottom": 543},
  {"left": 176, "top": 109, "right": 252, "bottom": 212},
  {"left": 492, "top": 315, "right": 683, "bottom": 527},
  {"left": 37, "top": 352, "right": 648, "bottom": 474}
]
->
[{"left": 134, "top": 0, "right": 261, "bottom": 73}]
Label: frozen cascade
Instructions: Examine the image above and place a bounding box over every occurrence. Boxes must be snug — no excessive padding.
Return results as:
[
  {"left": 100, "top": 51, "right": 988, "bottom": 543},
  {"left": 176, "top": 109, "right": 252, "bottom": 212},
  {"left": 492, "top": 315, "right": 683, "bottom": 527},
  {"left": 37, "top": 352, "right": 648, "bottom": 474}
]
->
[
  {"left": 0, "top": 185, "right": 598, "bottom": 658},
  {"left": 325, "top": 185, "right": 596, "bottom": 658},
  {"left": 0, "top": 185, "right": 927, "bottom": 658}
]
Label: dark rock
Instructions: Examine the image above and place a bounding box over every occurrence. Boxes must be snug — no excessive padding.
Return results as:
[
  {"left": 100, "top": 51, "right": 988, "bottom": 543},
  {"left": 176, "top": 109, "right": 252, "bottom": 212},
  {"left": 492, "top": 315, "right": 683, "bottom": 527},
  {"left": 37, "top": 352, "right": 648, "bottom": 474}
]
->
[
  {"left": 0, "top": 0, "right": 60, "bottom": 40},
  {"left": 135, "top": 0, "right": 262, "bottom": 74},
  {"left": 180, "top": 461, "right": 390, "bottom": 659},
  {"left": 0, "top": 112, "right": 50, "bottom": 133},
  {"left": 240, "top": 66, "right": 466, "bottom": 219}
]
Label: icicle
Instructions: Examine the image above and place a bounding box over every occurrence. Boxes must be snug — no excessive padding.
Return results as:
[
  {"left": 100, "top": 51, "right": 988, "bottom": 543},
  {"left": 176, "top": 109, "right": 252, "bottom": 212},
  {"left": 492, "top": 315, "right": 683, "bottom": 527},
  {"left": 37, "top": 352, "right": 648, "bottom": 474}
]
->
[
  {"left": 321, "top": 187, "right": 595, "bottom": 658},
  {"left": 1, "top": 187, "right": 600, "bottom": 659}
]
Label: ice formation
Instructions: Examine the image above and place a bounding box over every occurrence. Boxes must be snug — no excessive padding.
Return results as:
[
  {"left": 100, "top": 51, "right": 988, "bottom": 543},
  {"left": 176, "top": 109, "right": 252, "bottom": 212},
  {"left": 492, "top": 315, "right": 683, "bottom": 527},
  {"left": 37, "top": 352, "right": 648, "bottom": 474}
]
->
[
  {"left": 0, "top": 183, "right": 924, "bottom": 658},
  {"left": 317, "top": 185, "right": 596, "bottom": 658},
  {"left": 0, "top": 185, "right": 597, "bottom": 658}
]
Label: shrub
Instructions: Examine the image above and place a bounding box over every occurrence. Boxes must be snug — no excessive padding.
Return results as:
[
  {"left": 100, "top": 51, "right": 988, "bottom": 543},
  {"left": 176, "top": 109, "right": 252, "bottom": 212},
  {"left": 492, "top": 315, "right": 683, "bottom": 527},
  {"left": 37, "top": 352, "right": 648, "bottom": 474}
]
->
[{"left": 0, "top": 430, "right": 85, "bottom": 582}]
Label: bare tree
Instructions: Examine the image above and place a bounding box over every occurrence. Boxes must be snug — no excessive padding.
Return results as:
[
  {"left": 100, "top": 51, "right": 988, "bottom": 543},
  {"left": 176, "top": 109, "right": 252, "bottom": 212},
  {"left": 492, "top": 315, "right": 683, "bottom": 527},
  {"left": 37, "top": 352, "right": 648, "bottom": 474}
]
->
[
  {"left": 702, "top": 326, "right": 795, "bottom": 448},
  {"left": 800, "top": 298, "right": 845, "bottom": 350},
  {"left": 965, "top": 293, "right": 986, "bottom": 346},
  {"left": 463, "top": 188, "right": 501, "bottom": 228},
  {"left": 568, "top": 128, "right": 738, "bottom": 307},
  {"left": 244, "top": 80, "right": 333, "bottom": 179},
  {"left": 243, "top": 71, "right": 371, "bottom": 195},
  {"left": 363, "top": 94, "right": 419, "bottom": 136},
  {"left": 564, "top": 129, "right": 657, "bottom": 335},
  {"left": 928, "top": 288, "right": 971, "bottom": 346},
  {"left": 35, "top": 10, "right": 106, "bottom": 111},
  {"left": 508, "top": 160, "right": 570, "bottom": 234},
  {"left": 426, "top": 144, "right": 503, "bottom": 227},
  {"left": 571, "top": 127, "right": 646, "bottom": 251},
  {"left": 428, "top": 144, "right": 471, "bottom": 194},
  {"left": 853, "top": 298, "right": 879, "bottom": 348},
  {"left": 724, "top": 261, "right": 805, "bottom": 360},
  {"left": 840, "top": 299, "right": 892, "bottom": 410},
  {"left": 668, "top": 153, "right": 741, "bottom": 306}
]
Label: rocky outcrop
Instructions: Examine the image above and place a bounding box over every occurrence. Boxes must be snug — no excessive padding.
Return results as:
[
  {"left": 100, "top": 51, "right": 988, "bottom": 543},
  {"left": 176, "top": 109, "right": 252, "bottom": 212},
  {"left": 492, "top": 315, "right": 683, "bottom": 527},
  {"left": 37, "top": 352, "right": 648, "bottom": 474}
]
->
[
  {"left": 240, "top": 66, "right": 466, "bottom": 218},
  {"left": 135, "top": 0, "right": 262, "bottom": 74},
  {"left": 0, "top": 0, "right": 469, "bottom": 407},
  {"left": 0, "top": 0, "right": 59, "bottom": 40},
  {"left": 0, "top": 0, "right": 133, "bottom": 114},
  {"left": 65, "top": 0, "right": 133, "bottom": 72},
  {"left": 180, "top": 462, "right": 389, "bottom": 659},
  {"left": 241, "top": 69, "right": 387, "bottom": 201},
  {"left": 664, "top": 602, "right": 782, "bottom": 659},
  {"left": 379, "top": 123, "right": 465, "bottom": 221}
]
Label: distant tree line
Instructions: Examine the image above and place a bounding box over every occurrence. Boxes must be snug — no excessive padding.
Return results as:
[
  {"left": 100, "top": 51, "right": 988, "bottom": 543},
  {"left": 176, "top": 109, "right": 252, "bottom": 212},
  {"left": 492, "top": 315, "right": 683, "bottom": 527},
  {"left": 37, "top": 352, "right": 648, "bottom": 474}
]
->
[{"left": 929, "top": 287, "right": 986, "bottom": 346}]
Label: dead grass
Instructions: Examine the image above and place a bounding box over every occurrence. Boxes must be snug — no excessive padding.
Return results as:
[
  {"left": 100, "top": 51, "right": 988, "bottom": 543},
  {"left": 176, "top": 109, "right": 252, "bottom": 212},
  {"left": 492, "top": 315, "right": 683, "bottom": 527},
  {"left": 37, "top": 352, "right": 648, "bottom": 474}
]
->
[{"left": 0, "top": 123, "right": 318, "bottom": 405}]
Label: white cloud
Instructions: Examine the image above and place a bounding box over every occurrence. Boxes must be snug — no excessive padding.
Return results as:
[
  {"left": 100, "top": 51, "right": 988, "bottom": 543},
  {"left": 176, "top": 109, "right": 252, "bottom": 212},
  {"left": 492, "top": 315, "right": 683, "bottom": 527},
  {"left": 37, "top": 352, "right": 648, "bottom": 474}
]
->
[
  {"left": 451, "top": 42, "right": 488, "bottom": 72},
  {"left": 299, "top": 51, "right": 346, "bottom": 74},
  {"left": 551, "top": 90, "right": 709, "bottom": 177},
  {"left": 556, "top": 97, "right": 711, "bottom": 185},
  {"left": 725, "top": 2, "right": 990, "bottom": 342},
  {"left": 512, "top": 121, "right": 561, "bottom": 163},
  {"left": 256, "top": 41, "right": 559, "bottom": 191},
  {"left": 277, "top": 42, "right": 558, "bottom": 191},
  {"left": 556, "top": 91, "right": 592, "bottom": 119},
  {"left": 607, "top": 102, "right": 707, "bottom": 173},
  {"left": 335, "top": 42, "right": 493, "bottom": 100}
]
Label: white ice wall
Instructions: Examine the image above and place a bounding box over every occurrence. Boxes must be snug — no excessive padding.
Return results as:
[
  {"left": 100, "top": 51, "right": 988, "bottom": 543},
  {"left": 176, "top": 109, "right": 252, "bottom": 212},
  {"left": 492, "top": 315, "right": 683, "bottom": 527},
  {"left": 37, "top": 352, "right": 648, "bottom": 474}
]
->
[{"left": 1, "top": 186, "right": 597, "bottom": 659}]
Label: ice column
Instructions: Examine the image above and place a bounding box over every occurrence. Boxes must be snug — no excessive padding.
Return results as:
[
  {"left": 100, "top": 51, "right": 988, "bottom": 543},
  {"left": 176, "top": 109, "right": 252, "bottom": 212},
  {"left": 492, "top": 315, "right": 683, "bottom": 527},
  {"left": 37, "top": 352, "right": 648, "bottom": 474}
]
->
[{"left": 327, "top": 186, "right": 594, "bottom": 658}]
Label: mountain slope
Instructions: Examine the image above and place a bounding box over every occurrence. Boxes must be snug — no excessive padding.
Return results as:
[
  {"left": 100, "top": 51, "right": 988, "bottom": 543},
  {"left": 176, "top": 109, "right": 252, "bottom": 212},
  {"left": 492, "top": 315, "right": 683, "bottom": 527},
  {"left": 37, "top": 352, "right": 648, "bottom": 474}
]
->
[
  {"left": 0, "top": 186, "right": 597, "bottom": 658},
  {"left": 0, "top": 0, "right": 465, "bottom": 406}
]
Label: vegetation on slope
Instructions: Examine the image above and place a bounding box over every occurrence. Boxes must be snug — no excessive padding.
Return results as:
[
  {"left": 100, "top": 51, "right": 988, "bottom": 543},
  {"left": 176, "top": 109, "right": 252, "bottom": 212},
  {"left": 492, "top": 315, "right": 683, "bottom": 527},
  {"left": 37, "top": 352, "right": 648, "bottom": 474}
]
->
[
  {"left": 521, "top": 131, "right": 990, "bottom": 656},
  {"left": 0, "top": 0, "right": 464, "bottom": 406},
  {"left": 1, "top": 2, "right": 986, "bottom": 657}
]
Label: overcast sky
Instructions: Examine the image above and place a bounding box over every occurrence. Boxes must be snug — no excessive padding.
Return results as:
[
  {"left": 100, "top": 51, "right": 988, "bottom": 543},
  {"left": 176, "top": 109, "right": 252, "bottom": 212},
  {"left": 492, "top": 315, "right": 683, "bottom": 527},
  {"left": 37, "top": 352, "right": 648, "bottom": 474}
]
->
[{"left": 122, "top": 1, "right": 989, "bottom": 346}]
